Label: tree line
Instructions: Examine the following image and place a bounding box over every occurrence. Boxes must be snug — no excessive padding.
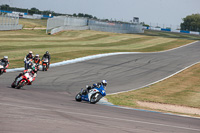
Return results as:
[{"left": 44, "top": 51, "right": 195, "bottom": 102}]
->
[{"left": 181, "top": 13, "right": 200, "bottom": 32}]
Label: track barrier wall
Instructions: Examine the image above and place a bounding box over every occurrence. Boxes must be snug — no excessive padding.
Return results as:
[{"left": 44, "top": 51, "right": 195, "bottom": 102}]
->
[
  {"left": 0, "top": 13, "right": 22, "bottom": 31},
  {"left": 46, "top": 16, "right": 144, "bottom": 34}
]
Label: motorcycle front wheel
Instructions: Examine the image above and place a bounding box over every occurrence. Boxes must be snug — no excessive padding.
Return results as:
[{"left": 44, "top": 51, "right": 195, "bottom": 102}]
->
[
  {"left": 16, "top": 80, "right": 26, "bottom": 89},
  {"left": 0, "top": 69, "right": 3, "bottom": 75},
  {"left": 11, "top": 82, "right": 16, "bottom": 88},
  {"left": 90, "top": 93, "right": 102, "bottom": 104}
]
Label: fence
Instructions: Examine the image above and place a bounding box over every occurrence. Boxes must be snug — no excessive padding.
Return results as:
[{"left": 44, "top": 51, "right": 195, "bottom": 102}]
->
[
  {"left": 46, "top": 16, "right": 89, "bottom": 34},
  {"left": 89, "top": 20, "right": 143, "bottom": 34},
  {"left": 46, "top": 16, "right": 144, "bottom": 34},
  {"left": 144, "top": 26, "right": 200, "bottom": 35},
  {"left": 0, "top": 13, "right": 22, "bottom": 30}
]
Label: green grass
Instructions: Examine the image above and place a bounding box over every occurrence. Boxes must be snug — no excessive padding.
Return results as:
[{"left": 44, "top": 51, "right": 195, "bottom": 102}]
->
[
  {"left": 19, "top": 18, "right": 47, "bottom": 28},
  {"left": 141, "top": 30, "right": 200, "bottom": 40},
  {"left": 106, "top": 63, "right": 200, "bottom": 112}
]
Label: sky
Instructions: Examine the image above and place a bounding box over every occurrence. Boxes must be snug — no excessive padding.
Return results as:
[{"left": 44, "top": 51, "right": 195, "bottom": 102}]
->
[{"left": 0, "top": 0, "right": 200, "bottom": 28}]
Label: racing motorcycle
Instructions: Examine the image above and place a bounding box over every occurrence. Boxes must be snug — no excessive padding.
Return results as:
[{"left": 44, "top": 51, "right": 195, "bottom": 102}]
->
[
  {"left": 0, "top": 61, "right": 5, "bottom": 75},
  {"left": 75, "top": 84, "right": 106, "bottom": 104},
  {"left": 24, "top": 57, "right": 33, "bottom": 70},
  {"left": 42, "top": 58, "right": 49, "bottom": 71},
  {"left": 11, "top": 72, "right": 34, "bottom": 89},
  {"left": 33, "top": 59, "right": 40, "bottom": 71}
]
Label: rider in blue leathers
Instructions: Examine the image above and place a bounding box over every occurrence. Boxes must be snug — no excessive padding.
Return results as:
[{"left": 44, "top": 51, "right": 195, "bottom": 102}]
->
[{"left": 81, "top": 80, "right": 107, "bottom": 95}]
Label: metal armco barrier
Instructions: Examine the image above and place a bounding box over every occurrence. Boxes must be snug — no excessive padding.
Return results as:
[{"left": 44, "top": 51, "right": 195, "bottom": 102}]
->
[
  {"left": 46, "top": 16, "right": 144, "bottom": 34},
  {"left": 0, "top": 13, "right": 22, "bottom": 31}
]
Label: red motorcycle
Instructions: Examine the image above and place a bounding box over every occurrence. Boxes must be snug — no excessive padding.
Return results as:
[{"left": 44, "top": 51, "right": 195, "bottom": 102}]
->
[{"left": 11, "top": 72, "right": 34, "bottom": 89}]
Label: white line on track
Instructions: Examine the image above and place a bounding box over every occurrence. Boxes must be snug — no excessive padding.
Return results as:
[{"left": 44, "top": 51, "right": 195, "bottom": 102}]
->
[{"left": 1, "top": 103, "right": 200, "bottom": 132}]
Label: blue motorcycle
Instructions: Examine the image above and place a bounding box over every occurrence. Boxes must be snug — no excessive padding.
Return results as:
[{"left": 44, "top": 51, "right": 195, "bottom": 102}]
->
[{"left": 75, "top": 84, "right": 106, "bottom": 104}]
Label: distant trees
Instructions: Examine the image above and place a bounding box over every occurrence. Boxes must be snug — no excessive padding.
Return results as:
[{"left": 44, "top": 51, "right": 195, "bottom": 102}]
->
[
  {"left": 72, "top": 13, "right": 97, "bottom": 19},
  {"left": 181, "top": 14, "right": 200, "bottom": 32},
  {"left": 141, "top": 22, "right": 150, "bottom": 27},
  {"left": 29, "top": 7, "right": 40, "bottom": 14},
  {"left": 0, "top": 4, "right": 10, "bottom": 10}
]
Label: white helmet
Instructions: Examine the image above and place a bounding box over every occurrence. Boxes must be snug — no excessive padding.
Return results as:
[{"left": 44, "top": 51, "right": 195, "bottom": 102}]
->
[
  {"left": 35, "top": 54, "right": 39, "bottom": 57},
  {"left": 3, "top": 56, "right": 8, "bottom": 59},
  {"left": 3, "top": 56, "right": 8, "bottom": 61},
  {"left": 29, "top": 51, "right": 33, "bottom": 54},
  {"left": 102, "top": 80, "right": 107, "bottom": 86}
]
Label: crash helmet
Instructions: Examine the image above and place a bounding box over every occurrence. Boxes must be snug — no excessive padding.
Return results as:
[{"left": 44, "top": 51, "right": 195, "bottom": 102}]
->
[
  {"left": 3, "top": 56, "right": 8, "bottom": 61},
  {"left": 35, "top": 54, "right": 39, "bottom": 58},
  {"left": 46, "top": 51, "right": 49, "bottom": 54},
  {"left": 29, "top": 51, "right": 33, "bottom": 54},
  {"left": 101, "top": 80, "right": 107, "bottom": 86},
  {"left": 93, "top": 83, "right": 97, "bottom": 87}
]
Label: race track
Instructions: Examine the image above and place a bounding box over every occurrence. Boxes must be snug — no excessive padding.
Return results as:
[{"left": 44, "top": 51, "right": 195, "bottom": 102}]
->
[{"left": 1, "top": 41, "right": 200, "bottom": 133}]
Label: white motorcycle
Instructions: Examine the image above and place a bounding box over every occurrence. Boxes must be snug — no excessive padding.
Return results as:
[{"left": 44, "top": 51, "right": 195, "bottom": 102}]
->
[
  {"left": 24, "top": 57, "right": 33, "bottom": 70},
  {"left": 0, "top": 61, "right": 5, "bottom": 75},
  {"left": 75, "top": 84, "right": 106, "bottom": 104}
]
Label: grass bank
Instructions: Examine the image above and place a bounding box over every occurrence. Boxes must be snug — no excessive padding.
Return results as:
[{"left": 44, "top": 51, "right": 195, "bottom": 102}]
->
[
  {"left": 106, "top": 62, "right": 200, "bottom": 117},
  {"left": 19, "top": 18, "right": 47, "bottom": 28},
  {"left": 0, "top": 30, "right": 196, "bottom": 68}
]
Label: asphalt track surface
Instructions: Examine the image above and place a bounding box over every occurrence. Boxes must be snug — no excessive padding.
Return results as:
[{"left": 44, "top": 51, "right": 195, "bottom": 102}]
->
[{"left": 1, "top": 41, "right": 200, "bottom": 133}]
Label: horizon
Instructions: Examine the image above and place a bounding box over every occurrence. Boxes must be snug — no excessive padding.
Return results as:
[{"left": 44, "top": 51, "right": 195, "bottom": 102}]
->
[{"left": 0, "top": 0, "right": 200, "bottom": 29}]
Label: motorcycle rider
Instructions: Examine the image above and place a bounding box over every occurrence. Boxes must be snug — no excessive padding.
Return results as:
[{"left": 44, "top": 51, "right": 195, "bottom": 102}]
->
[
  {"left": 26, "top": 51, "right": 34, "bottom": 60},
  {"left": 33, "top": 54, "right": 41, "bottom": 69},
  {"left": 14, "top": 64, "right": 38, "bottom": 85},
  {"left": 81, "top": 80, "right": 107, "bottom": 95},
  {"left": 42, "top": 51, "right": 51, "bottom": 68},
  {"left": 24, "top": 51, "right": 34, "bottom": 70},
  {"left": 0, "top": 56, "right": 9, "bottom": 73}
]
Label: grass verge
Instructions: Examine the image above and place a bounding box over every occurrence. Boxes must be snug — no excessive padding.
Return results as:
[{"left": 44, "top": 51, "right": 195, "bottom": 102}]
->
[
  {"left": 0, "top": 30, "right": 195, "bottom": 68},
  {"left": 106, "top": 63, "right": 200, "bottom": 117}
]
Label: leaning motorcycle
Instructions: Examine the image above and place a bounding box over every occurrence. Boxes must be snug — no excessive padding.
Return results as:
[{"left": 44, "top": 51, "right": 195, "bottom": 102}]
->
[
  {"left": 0, "top": 61, "right": 5, "bottom": 75},
  {"left": 42, "top": 58, "right": 49, "bottom": 71},
  {"left": 11, "top": 72, "right": 33, "bottom": 89},
  {"left": 75, "top": 84, "right": 106, "bottom": 104},
  {"left": 24, "top": 58, "right": 32, "bottom": 70}
]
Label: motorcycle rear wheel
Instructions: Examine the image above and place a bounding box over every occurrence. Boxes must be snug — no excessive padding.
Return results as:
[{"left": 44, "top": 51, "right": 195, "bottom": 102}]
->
[
  {"left": 75, "top": 93, "right": 82, "bottom": 102},
  {"left": 42, "top": 65, "right": 47, "bottom": 71}
]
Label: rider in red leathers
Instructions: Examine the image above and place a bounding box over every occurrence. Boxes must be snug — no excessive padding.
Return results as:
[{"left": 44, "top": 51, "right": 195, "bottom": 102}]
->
[{"left": 14, "top": 65, "right": 37, "bottom": 85}]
